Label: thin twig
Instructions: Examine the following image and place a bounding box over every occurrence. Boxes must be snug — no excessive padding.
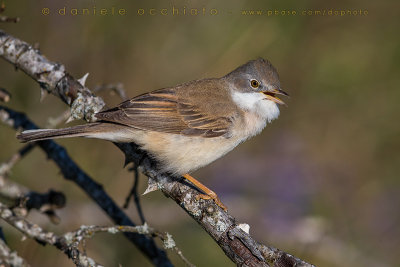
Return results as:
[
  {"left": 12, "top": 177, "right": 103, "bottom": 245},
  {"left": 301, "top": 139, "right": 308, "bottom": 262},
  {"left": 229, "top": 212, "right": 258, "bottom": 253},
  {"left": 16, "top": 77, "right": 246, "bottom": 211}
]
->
[
  {"left": 46, "top": 83, "right": 127, "bottom": 128},
  {"left": 0, "top": 202, "right": 102, "bottom": 267},
  {"left": 0, "top": 144, "right": 35, "bottom": 177},
  {"left": 0, "top": 128, "right": 65, "bottom": 224},
  {"left": 0, "top": 144, "right": 35, "bottom": 201},
  {"left": 93, "top": 83, "right": 128, "bottom": 101},
  {"left": 65, "top": 224, "right": 195, "bottom": 267},
  {"left": 46, "top": 109, "right": 71, "bottom": 128},
  {"left": 124, "top": 164, "right": 146, "bottom": 224},
  {"left": 0, "top": 171, "right": 66, "bottom": 224},
  {"left": 0, "top": 173, "right": 29, "bottom": 200}
]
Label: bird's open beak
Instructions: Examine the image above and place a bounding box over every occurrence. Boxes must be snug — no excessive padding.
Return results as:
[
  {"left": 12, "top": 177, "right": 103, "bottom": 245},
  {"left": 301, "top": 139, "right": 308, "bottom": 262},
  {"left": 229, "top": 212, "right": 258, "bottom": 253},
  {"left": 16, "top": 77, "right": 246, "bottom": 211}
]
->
[{"left": 261, "top": 88, "right": 289, "bottom": 105}]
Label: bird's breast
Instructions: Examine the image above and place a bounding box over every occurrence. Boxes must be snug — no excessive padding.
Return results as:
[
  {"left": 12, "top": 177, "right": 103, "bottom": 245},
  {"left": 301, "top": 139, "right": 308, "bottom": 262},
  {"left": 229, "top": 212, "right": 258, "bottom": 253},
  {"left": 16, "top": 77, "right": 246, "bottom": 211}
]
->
[
  {"left": 230, "top": 92, "right": 280, "bottom": 139},
  {"left": 231, "top": 111, "right": 268, "bottom": 142},
  {"left": 136, "top": 131, "right": 242, "bottom": 175}
]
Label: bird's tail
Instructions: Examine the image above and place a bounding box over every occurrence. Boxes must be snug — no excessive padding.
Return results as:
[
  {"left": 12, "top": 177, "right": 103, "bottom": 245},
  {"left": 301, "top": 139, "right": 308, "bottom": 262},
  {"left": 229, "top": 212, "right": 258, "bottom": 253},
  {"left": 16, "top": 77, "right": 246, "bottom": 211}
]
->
[{"left": 17, "top": 123, "right": 116, "bottom": 143}]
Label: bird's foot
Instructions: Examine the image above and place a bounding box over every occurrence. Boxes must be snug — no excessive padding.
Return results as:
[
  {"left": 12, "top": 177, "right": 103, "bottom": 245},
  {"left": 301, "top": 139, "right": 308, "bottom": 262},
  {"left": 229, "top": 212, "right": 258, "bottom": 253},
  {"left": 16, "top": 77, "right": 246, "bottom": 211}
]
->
[
  {"left": 195, "top": 192, "right": 228, "bottom": 211},
  {"left": 183, "top": 174, "right": 228, "bottom": 211}
]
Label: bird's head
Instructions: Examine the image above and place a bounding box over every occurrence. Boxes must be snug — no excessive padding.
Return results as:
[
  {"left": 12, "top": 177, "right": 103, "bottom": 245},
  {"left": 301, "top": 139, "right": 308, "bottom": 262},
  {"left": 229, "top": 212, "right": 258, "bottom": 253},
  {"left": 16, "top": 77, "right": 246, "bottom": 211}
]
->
[{"left": 225, "top": 58, "right": 289, "bottom": 122}]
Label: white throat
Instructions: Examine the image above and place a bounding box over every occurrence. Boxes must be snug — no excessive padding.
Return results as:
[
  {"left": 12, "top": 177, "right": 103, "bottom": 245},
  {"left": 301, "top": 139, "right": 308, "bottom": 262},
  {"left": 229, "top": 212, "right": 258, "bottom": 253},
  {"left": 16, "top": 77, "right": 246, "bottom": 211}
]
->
[
  {"left": 231, "top": 91, "right": 280, "bottom": 140},
  {"left": 232, "top": 91, "right": 280, "bottom": 122}
]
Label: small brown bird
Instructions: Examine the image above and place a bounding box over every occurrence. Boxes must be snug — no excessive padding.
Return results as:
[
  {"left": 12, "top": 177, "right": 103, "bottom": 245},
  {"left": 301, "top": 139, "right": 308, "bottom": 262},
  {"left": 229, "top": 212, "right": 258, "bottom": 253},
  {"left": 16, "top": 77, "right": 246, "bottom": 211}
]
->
[{"left": 18, "top": 58, "right": 288, "bottom": 211}]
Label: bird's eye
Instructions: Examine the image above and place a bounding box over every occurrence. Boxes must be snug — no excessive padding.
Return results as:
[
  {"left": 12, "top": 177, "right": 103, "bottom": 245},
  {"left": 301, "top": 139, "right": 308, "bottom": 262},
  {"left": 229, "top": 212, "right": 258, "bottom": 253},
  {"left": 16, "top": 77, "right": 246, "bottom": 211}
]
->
[{"left": 250, "top": 79, "right": 260, "bottom": 88}]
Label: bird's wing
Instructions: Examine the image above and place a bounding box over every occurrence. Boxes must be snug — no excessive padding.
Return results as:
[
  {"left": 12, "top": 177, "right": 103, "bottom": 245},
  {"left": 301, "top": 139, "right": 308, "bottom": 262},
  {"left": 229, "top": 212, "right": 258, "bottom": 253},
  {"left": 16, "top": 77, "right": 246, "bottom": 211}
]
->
[{"left": 95, "top": 88, "right": 234, "bottom": 138}]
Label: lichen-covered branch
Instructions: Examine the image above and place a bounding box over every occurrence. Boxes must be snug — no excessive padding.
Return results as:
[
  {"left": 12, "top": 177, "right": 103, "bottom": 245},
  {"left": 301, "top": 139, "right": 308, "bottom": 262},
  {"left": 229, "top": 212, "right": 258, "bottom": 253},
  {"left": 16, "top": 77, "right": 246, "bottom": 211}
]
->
[
  {"left": 1, "top": 197, "right": 192, "bottom": 267},
  {"left": 0, "top": 29, "right": 315, "bottom": 266},
  {"left": 64, "top": 224, "right": 194, "bottom": 267},
  {"left": 0, "top": 30, "right": 104, "bottom": 122},
  {"left": 0, "top": 202, "right": 102, "bottom": 267},
  {"left": 120, "top": 145, "right": 314, "bottom": 266}
]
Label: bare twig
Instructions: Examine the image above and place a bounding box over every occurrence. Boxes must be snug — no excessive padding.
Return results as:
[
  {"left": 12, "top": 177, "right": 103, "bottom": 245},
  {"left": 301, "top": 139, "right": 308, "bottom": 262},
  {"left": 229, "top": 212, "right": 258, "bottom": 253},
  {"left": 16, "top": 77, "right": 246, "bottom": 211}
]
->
[
  {"left": 0, "top": 29, "right": 315, "bottom": 266},
  {"left": 123, "top": 164, "right": 146, "bottom": 224},
  {"left": 93, "top": 83, "right": 128, "bottom": 101},
  {"left": 0, "top": 144, "right": 35, "bottom": 178},
  {"left": 0, "top": 163, "right": 66, "bottom": 224},
  {"left": 46, "top": 109, "right": 71, "bottom": 128},
  {"left": 0, "top": 144, "right": 34, "bottom": 200},
  {"left": 0, "top": 202, "right": 102, "bottom": 267},
  {"left": 0, "top": 115, "right": 65, "bottom": 224},
  {"left": 0, "top": 105, "right": 172, "bottom": 267},
  {"left": 0, "top": 173, "right": 29, "bottom": 200},
  {"left": 65, "top": 224, "right": 195, "bottom": 267}
]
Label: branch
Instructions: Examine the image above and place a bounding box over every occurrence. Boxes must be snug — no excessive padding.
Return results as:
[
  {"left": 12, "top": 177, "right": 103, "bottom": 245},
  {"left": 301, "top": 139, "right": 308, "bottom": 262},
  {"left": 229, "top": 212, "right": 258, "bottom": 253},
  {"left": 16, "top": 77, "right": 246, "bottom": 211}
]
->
[
  {"left": 121, "top": 145, "right": 314, "bottom": 266},
  {"left": 0, "top": 202, "right": 102, "bottom": 267},
  {"left": 65, "top": 224, "right": 194, "bottom": 267},
  {"left": 0, "top": 167, "right": 30, "bottom": 200},
  {"left": 0, "top": 30, "right": 104, "bottom": 122},
  {"left": 0, "top": 29, "right": 315, "bottom": 266},
  {"left": 0, "top": 143, "right": 35, "bottom": 179},
  {"left": 123, "top": 165, "right": 146, "bottom": 224},
  {"left": 0, "top": 237, "right": 30, "bottom": 267},
  {"left": 0, "top": 141, "right": 65, "bottom": 224},
  {"left": 93, "top": 82, "right": 128, "bottom": 101}
]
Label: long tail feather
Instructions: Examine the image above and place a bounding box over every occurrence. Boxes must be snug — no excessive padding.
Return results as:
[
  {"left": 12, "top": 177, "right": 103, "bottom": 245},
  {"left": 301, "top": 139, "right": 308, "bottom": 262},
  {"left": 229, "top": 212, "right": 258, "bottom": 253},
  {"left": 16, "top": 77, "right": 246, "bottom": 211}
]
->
[{"left": 18, "top": 123, "right": 105, "bottom": 143}]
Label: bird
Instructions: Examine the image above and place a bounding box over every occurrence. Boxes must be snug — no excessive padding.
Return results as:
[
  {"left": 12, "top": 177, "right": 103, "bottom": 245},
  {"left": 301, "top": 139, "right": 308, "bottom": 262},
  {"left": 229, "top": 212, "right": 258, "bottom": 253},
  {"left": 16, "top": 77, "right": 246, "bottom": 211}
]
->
[{"left": 17, "top": 58, "right": 288, "bottom": 211}]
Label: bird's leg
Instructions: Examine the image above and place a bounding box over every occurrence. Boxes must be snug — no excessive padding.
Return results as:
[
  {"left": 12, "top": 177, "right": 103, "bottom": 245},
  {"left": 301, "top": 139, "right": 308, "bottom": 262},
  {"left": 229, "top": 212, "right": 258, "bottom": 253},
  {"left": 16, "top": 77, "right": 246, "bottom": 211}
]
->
[{"left": 182, "top": 174, "right": 227, "bottom": 211}]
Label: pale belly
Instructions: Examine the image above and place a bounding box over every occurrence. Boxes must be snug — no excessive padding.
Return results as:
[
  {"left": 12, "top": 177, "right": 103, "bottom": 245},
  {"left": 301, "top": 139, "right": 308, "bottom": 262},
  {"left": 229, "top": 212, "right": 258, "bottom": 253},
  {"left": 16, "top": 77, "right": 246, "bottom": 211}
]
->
[{"left": 136, "top": 131, "right": 242, "bottom": 175}]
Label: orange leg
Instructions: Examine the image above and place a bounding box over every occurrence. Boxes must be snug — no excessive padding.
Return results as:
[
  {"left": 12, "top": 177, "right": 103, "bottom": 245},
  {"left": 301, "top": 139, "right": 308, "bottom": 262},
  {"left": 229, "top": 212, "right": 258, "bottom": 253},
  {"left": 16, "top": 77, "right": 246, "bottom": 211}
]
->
[{"left": 183, "top": 174, "right": 227, "bottom": 211}]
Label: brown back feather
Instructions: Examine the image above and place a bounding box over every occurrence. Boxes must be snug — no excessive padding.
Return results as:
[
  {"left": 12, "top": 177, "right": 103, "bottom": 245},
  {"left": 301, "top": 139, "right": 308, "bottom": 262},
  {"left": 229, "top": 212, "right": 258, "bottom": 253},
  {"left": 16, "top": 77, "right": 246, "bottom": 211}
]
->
[{"left": 95, "top": 80, "right": 238, "bottom": 138}]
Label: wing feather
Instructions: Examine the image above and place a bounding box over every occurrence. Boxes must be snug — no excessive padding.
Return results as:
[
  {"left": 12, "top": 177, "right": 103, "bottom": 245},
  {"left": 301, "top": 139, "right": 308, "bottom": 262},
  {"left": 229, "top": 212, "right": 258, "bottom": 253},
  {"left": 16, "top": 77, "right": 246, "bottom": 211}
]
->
[{"left": 95, "top": 88, "right": 233, "bottom": 138}]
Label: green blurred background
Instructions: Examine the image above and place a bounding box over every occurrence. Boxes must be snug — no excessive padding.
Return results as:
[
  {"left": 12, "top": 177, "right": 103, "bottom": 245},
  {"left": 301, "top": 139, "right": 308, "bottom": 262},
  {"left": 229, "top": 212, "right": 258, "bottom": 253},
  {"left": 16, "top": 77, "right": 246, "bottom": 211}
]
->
[{"left": 1, "top": 0, "right": 399, "bottom": 266}]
